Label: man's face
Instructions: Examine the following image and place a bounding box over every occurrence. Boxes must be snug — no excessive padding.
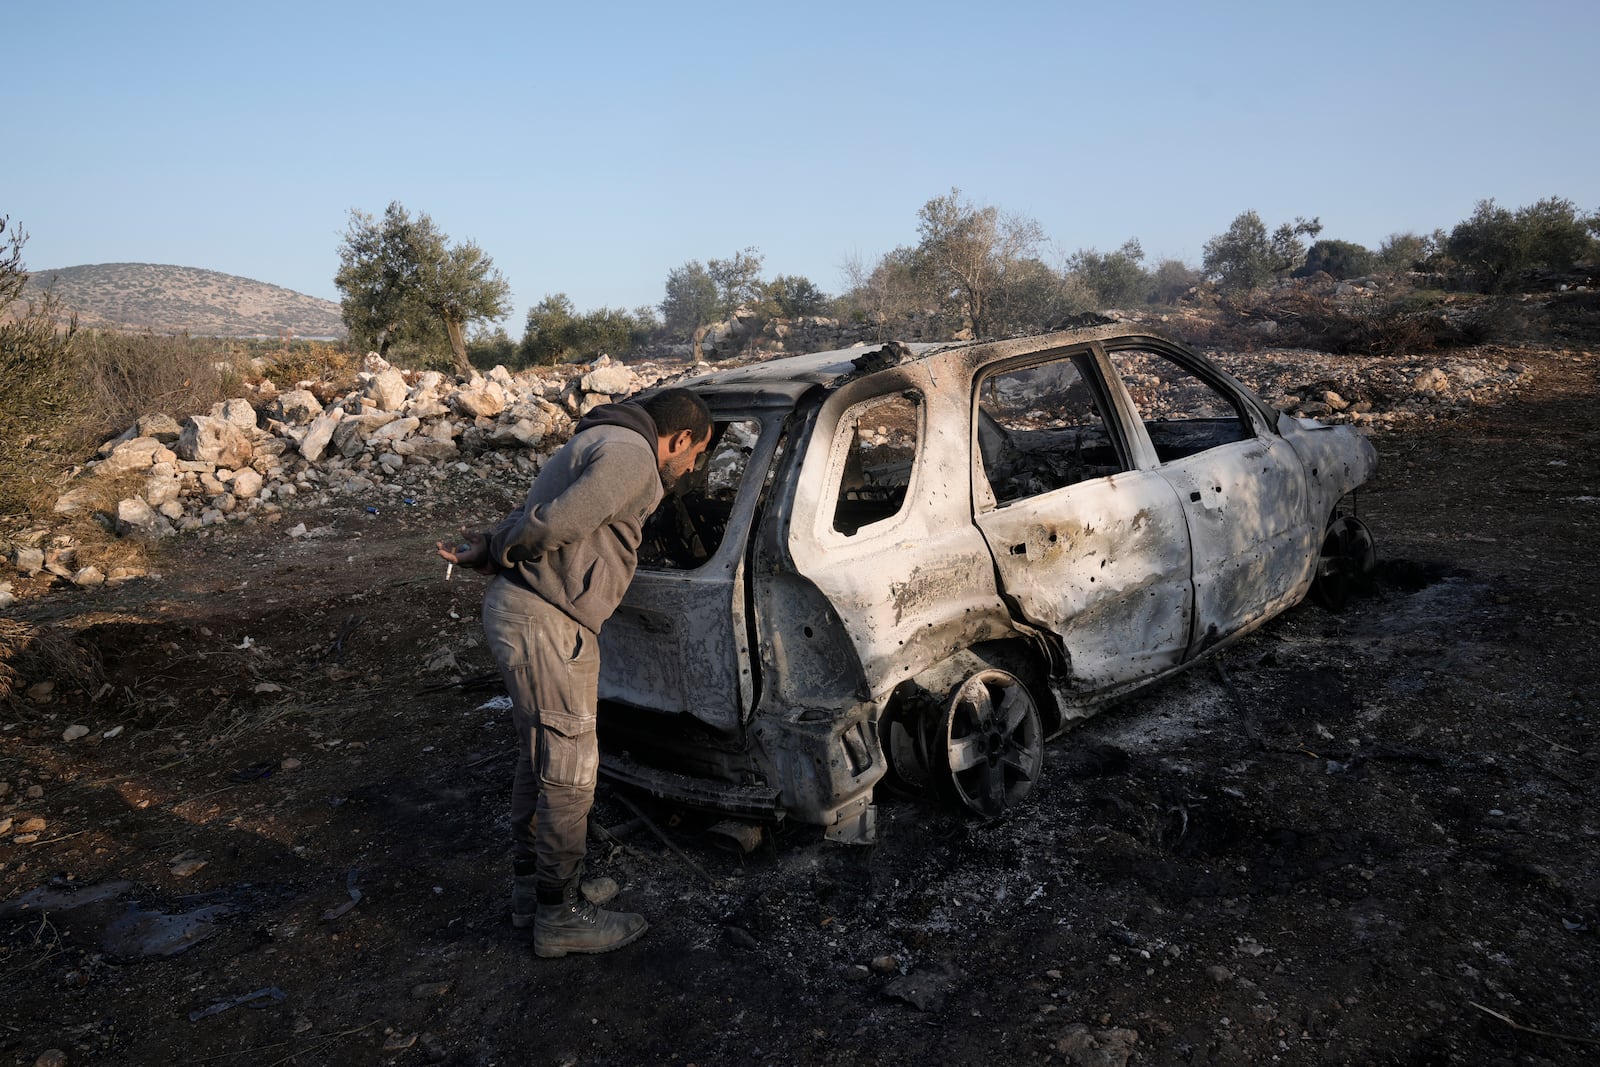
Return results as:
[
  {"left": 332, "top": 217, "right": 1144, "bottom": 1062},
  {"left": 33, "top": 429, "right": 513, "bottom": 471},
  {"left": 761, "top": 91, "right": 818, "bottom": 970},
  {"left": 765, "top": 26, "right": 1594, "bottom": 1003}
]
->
[{"left": 658, "top": 429, "right": 710, "bottom": 490}]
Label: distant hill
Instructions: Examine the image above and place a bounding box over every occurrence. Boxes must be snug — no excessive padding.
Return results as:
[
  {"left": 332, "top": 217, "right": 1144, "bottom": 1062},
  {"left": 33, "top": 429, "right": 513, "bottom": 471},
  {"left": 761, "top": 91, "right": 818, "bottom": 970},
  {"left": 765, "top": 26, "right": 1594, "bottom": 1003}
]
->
[{"left": 21, "top": 263, "right": 346, "bottom": 339}]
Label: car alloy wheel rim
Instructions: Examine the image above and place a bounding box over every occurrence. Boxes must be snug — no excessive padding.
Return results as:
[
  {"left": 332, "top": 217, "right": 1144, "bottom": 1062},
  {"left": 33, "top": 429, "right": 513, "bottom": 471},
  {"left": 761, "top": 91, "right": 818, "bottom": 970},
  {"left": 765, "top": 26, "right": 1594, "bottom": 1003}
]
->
[{"left": 934, "top": 669, "right": 1043, "bottom": 818}]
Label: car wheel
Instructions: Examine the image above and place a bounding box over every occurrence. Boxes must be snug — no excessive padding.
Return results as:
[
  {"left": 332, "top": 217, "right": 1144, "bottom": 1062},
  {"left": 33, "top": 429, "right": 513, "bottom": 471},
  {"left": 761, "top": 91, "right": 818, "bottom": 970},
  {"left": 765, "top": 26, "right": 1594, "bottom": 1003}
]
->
[
  {"left": 1311, "top": 514, "right": 1377, "bottom": 611},
  {"left": 930, "top": 668, "right": 1044, "bottom": 818},
  {"left": 880, "top": 703, "right": 934, "bottom": 796}
]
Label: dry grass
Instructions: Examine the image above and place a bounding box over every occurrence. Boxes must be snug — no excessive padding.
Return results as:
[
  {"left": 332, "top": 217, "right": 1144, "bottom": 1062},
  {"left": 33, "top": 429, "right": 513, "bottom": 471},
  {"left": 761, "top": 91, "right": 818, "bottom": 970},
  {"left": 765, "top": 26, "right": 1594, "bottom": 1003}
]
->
[
  {"left": 73, "top": 330, "right": 241, "bottom": 440},
  {"left": 40, "top": 467, "right": 162, "bottom": 574},
  {"left": 0, "top": 618, "right": 103, "bottom": 706},
  {"left": 256, "top": 340, "right": 359, "bottom": 391}
]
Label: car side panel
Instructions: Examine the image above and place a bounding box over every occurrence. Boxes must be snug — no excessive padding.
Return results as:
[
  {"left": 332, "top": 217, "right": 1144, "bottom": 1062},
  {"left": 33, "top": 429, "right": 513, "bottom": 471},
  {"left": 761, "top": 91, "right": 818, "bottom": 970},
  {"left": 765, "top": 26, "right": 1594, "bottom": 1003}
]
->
[
  {"left": 782, "top": 360, "right": 1017, "bottom": 702},
  {"left": 1155, "top": 434, "right": 1314, "bottom": 655},
  {"left": 973, "top": 470, "right": 1194, "bottom": 689}
]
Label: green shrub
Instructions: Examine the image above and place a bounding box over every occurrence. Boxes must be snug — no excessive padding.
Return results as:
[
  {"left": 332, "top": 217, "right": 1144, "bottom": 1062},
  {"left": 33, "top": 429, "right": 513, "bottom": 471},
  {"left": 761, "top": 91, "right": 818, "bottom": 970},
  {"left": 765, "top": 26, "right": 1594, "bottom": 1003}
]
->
[
  {"left": 1296, "top": 239, "right": 1374, "bottom": 279},
  {"left": 765, "top": 274, "right": 831, "bottom": 318},
  {"left": 1375, "top": 232, "right": 1436, "bottom": 274},
  {"left": 1068, "top": 240, "right": 1150, "bottom": 308},
  {"left": 0, "top": 217, "right": 81, "bottom": 520},
  {"left": 466, "top": 327, "right": 517, "bottom": 370},
  {"left": 520, "top": 294, "right": 655, "bottom": 366},
  {"left": 1446, "top": 197, "right": 1598, "bottom": 291},
  {"left": 1148, "top": 259, "right": 1203, "bottom": 305}
]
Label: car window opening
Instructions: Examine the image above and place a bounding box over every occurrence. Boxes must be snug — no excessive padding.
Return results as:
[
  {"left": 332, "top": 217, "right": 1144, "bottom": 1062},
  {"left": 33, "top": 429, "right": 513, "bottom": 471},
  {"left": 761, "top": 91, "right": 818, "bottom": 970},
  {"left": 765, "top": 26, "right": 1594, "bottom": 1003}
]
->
[
  {"left": 978, "top": 355, "right": 1127, "bottom": 503},
  {"left": 638, "top": 418, "right": 762, "bottom": 570},
  {"left": 1109, "top": 348, "right": 1253, "bottom": 463},
  {"left": 831, "top": 394, "right": 919, "bottom": 536}
]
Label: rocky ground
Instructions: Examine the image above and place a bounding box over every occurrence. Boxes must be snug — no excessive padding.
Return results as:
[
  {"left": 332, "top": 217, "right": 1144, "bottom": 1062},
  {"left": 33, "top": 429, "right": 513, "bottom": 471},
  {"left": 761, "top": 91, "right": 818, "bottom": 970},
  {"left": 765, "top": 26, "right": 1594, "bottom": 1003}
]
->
[{"left": 1, "top": 330, "right": 1597, "bottom": 1066}]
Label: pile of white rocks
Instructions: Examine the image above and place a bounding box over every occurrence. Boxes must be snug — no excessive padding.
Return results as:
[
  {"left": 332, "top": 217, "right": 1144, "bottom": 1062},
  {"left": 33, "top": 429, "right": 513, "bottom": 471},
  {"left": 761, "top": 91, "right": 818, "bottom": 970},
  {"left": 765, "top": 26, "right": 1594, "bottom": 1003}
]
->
[
  {"left": 47, "top": 354, "right": 674, "bottom": 545},
  {"left": 1204, "top": 348, "right": 1535, "bottom": 427}
]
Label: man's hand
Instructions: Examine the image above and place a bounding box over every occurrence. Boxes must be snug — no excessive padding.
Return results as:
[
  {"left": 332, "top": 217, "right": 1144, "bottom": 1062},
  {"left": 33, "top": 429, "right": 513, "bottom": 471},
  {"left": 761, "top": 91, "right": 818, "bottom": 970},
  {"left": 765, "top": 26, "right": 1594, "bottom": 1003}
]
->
[{"left": 436, "top": 529, "right": 492, "bottom": 573}]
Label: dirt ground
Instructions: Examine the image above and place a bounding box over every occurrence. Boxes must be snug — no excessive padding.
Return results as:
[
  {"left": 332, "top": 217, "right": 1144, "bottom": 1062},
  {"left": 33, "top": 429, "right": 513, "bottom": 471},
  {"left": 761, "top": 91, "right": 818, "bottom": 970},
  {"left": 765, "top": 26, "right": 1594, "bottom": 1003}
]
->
[{"left": 2, "top": 342, "right": 1597, "bottom": 1066}]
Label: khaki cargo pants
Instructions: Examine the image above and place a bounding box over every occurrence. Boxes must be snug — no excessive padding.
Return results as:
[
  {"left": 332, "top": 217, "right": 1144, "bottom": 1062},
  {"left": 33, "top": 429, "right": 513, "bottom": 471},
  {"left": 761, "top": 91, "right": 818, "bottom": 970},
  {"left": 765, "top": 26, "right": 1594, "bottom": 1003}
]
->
[{"left": 481, "top": 576, "right": 600, "bottom": 888}]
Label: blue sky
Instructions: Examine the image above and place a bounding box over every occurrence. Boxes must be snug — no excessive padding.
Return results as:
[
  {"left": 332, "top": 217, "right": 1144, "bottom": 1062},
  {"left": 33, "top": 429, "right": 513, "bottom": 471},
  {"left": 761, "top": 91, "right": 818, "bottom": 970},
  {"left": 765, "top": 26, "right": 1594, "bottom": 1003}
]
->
[{"left": 12, "top": 0, "right": 1598, "bottom": 333}]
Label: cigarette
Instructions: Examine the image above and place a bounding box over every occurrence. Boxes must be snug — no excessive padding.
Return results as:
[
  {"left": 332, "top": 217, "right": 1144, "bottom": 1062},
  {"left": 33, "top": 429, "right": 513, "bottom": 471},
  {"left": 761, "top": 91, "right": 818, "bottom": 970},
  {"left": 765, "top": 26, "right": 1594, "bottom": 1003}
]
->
[{"left": 445, "top": 563, "right": 454, "bottom": 581}]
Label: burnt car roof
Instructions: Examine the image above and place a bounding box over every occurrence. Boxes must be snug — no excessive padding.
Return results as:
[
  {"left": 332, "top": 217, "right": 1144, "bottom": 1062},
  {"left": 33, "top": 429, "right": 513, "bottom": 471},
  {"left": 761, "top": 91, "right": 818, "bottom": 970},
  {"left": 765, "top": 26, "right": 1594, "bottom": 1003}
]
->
[
  {"left": 669, "top": 342, "right": 950, "bottom": 409},
  {"left": 664, "top": 323, "right": 1184, "bottom": 410}
]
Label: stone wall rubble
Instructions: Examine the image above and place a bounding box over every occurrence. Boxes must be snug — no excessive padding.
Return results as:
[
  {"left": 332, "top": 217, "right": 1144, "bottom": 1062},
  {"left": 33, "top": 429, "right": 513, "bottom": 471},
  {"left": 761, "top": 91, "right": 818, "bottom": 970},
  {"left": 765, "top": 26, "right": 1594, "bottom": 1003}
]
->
[{"left": 41, "top": 354, "right": 672, "bottom": 555}]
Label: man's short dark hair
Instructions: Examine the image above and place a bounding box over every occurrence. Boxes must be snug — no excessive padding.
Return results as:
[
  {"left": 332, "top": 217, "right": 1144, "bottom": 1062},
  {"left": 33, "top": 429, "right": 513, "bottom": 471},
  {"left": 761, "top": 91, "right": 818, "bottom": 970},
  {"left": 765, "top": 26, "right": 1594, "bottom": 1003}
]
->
[{"left": 642, "top": 388, "right": 712, "bottom": 444}]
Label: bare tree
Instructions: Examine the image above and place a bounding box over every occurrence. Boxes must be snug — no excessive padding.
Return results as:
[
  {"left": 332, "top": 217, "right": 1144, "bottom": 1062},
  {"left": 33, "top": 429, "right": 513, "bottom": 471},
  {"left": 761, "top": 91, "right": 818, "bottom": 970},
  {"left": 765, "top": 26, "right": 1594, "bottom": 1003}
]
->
[{"left": 915, "top": 188, "right": 1044, "bottom": 339}]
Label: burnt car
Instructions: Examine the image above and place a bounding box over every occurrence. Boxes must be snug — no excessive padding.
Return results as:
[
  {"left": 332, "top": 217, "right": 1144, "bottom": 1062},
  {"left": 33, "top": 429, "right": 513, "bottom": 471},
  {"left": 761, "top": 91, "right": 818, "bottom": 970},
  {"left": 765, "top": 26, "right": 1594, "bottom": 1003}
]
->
[{"left": 597, "top": 324, "right": 1377, "bottom": 842}]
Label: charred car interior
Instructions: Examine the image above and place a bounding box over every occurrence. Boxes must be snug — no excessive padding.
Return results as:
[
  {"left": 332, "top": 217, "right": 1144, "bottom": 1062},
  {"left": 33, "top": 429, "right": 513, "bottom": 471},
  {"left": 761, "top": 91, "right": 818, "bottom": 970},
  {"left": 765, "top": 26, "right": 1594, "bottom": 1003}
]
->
[{"left": 597, "top": 325, "right": 1379, "bottom": 843}]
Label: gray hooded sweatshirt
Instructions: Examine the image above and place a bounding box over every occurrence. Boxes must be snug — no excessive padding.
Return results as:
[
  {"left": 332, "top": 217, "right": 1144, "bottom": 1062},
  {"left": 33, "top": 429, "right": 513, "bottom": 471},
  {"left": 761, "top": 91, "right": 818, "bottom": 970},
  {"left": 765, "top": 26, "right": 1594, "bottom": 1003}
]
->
[{"left": 485, "top": 402, "right": 662, "bottom": 633}]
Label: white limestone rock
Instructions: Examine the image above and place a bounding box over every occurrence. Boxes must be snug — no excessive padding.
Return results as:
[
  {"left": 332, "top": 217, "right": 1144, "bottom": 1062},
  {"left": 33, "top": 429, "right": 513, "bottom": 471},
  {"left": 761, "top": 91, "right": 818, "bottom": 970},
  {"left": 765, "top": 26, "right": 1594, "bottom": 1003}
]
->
[
  {"left": 298, "top": 409, "right": 344, "bottom": 463},
  {"left": 364, "top": 368, "right": 410, "bottom": 411},
  {"left": 177, "top": 415, "right": 255, "bottom": 468}
]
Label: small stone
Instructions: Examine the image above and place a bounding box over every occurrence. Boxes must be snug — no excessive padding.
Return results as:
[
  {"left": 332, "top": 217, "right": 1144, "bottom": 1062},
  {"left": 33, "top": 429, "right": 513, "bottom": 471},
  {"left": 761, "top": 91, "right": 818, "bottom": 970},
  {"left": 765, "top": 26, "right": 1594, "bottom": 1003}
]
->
[
  {"left": 381, "top": 1033, "right": 418, "bottom": 1052},
  {"left": 34, "top": 1050, "right": 69, "bottom": 1067},
  {"left": 232, "top": 468, "right": 264, "bottom": 500},
  {"left": 72, "top": 566, "right": 105, "bottom": 587},
  {"left": 170, "top": 854, "right": 207, "bottom": 877},
  {"left": 27, "top": 681, "right": 55, "bottom": 702},
  {"left": 26, "top": 785, "right": 44, "bottom": 799},
  {"left": 410, "top": 981, "right": 452, "bottom": 999},
  {"left": 1053, "top": 1025, "right": 1140, "bottom": 1067},
  {"left": 62, "top": 725, "right": 89, "bottom": 742},
  {"left": 1206, "top": 965, "right": 1233, "bottom": 983},
  {"left": 1413, "top": 367, "right": 1448, "bottom": 394},
  {"left": 882, "top": 965, "right": 956, "bottom": 1012},
  {"left": 723, "top": 926, "right": 759, "bottom": 950},
  {"left": 0, "top": 817, "right": 11, "bottom": 835},
  {"left": 870, "top": 954, "right": 900, "bottom": 975},
  {"left": 280, "top": 758, "right": 302, "bottom": 771},
  {"left": 103, "top": 726, "right": 125, "bottom": 739},
  {"left": 20, "top": 817, "right": 47, "bottom": 833}
]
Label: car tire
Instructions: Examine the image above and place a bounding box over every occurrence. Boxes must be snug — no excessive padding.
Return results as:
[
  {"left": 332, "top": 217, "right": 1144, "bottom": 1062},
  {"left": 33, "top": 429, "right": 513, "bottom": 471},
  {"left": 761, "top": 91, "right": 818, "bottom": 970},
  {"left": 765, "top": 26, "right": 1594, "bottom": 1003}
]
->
[{"left": 928, "top": 668, "right": 1044, "bottom": 819}]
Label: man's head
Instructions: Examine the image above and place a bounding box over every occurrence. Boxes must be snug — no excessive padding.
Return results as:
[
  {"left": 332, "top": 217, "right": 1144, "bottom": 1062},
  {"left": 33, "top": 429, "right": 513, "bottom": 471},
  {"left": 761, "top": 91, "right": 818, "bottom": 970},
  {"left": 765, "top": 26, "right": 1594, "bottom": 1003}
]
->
[{"left": 641, "top": 388, "right": 712, "bottom": 489}]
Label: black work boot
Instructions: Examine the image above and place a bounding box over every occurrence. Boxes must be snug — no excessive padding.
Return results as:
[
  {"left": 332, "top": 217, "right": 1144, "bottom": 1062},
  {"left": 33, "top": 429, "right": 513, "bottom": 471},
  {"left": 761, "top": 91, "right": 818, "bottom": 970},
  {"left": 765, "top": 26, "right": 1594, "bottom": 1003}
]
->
[
  {"left": 512, "top": 861, "right": 619, "bottom": 928},
  {"left": 533, "top": 879, "right": 648, "bottom": 958}
]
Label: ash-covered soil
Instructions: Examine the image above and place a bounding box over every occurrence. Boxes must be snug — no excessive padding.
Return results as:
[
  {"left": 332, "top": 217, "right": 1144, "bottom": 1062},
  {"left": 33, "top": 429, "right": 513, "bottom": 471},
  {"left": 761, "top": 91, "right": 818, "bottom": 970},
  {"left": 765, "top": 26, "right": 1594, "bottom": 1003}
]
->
[{"left": 1, "top": 344, "right": 1597, "bottom": 1066}]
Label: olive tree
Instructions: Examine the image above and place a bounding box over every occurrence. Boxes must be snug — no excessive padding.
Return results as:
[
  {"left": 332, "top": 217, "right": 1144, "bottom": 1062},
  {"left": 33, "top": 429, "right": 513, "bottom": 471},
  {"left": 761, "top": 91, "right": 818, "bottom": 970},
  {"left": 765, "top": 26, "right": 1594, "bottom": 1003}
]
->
[
  {"left": 915, "top": 187, "right": 1044, "bottom": 339},
  {"left": 659, "top": 260, "right": 720, "bottom": 340},
  {"left": 1296, "top": 239, "right": 1375, "bottom": 279},
  {"left": 1375, "top": 232, "right": 1438, "bottom": 274},
  {"left": 707, "top": 247, "right": 765, "bottom": 315},
  {"left": 1068, "top": 239, "right": 1151, "bottom": 307},
  {"left": 840, "top": 247, "right": 923, "bottom": 339},
  {"left": 521, "top": 294, "right": 653, "bottom": 366},
  {"left": 1203, "top": 211, "right": 1321, "bottom": 291},
  {"left": 1446, "top": 197, "right": 1597, "bottom": 290},
  {"left": 335, "top": 202, "right": 510, "bottom": 372},
  {"left": 765, "top": 274, "right": 831, "bottom": 318}
]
